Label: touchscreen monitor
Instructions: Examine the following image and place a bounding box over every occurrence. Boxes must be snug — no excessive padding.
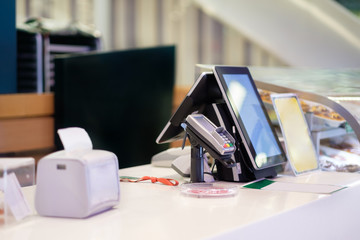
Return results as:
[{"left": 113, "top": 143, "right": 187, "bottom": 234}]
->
[
  {"left": 213, "top": 66, "right": 286, "bottom": 169},
  {"left": 271, "top": 93, "right": 319, "bottom": 174}
]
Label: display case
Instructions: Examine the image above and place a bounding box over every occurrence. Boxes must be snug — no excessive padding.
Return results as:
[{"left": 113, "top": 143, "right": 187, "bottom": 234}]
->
[
  {"left": 196, "top": 65, "right": 360, "bottom": 172},
  {"left": 250, "top": 67, "right": 360, "bottom": 172}
]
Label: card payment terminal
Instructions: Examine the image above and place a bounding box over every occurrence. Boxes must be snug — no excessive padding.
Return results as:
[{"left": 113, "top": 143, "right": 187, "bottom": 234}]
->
[
  {"left": 182, "top": 114, "right": 236, "bottom": 182},
  {"left": 185, "top": 114, "right": 235, "bottom": 156}
]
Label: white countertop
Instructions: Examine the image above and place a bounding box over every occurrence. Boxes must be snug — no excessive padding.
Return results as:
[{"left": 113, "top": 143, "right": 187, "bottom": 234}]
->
[{"left": 1, "top": 164, "right": 360, "bottom": 240}]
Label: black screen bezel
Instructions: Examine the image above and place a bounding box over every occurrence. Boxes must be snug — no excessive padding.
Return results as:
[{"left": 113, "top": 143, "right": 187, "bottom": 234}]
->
[
  {"left": 212, "top": 66, "right": 286, "bottom": 170},
  {"left": 156, "top": 72, "right": 221, "bottom": 144}
]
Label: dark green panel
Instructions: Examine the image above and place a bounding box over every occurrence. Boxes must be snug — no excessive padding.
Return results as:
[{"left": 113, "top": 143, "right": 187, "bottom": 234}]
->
[{"left": 54, "top": 46, "right": 175, "bottom": 168}]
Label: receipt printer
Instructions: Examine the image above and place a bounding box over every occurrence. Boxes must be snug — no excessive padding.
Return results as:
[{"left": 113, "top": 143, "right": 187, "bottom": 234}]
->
[{"left": 35, "top": 128, "right": 120, "bottom": 218}]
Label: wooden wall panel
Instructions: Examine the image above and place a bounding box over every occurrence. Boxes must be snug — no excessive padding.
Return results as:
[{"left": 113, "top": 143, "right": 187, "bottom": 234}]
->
[
  {"left": 0, "top": 117, "right": 54, "bottom": 153},
  {"left": 0, "top": 93, "right": 54, "bottom": 118}
]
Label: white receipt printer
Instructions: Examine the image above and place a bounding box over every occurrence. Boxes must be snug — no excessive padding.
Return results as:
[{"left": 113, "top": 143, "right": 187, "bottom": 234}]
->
[{"left": 35, "top": 127, "right": 120, "bottom": 218}]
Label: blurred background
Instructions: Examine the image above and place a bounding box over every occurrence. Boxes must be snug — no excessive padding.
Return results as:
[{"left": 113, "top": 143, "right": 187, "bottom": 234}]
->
[
  {"left": 15, "top": 0, "right": 360, "bottom": 87},
  {"left": 1, "top": 0, "right": 360, "bottom": 167}
]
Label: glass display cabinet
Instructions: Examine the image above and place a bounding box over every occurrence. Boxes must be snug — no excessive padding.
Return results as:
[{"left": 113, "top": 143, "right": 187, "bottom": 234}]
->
[{"left": 196, "top": 65, "right": 360, "bottom": 172}]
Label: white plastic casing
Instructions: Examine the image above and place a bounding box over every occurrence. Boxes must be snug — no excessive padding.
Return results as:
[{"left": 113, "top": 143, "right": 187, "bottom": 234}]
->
[{"left": 35, "top": 149, "right": 120, "bottom": 218}]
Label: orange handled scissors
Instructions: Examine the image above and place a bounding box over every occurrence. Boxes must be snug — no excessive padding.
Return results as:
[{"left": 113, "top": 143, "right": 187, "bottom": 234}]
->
[{"left": 120, "top": 176, "right": 179, "bottom": 186}]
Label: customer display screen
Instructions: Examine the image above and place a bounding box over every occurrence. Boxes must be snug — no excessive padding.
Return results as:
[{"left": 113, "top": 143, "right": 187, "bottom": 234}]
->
[
  {"left": 213, "top": 66, "right": 286, "bottom": 169},
  {"left": 271, "top": 94, "right": 318, "bottom": 174}
]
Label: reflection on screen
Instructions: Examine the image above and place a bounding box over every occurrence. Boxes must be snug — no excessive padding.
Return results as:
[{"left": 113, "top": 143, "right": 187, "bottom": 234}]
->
[
  {"left": 273, "top": 96, "right": 318, "bottom": 174},
  {"left": 223, "top": 74, "right": 282, "bottom": 168}
]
